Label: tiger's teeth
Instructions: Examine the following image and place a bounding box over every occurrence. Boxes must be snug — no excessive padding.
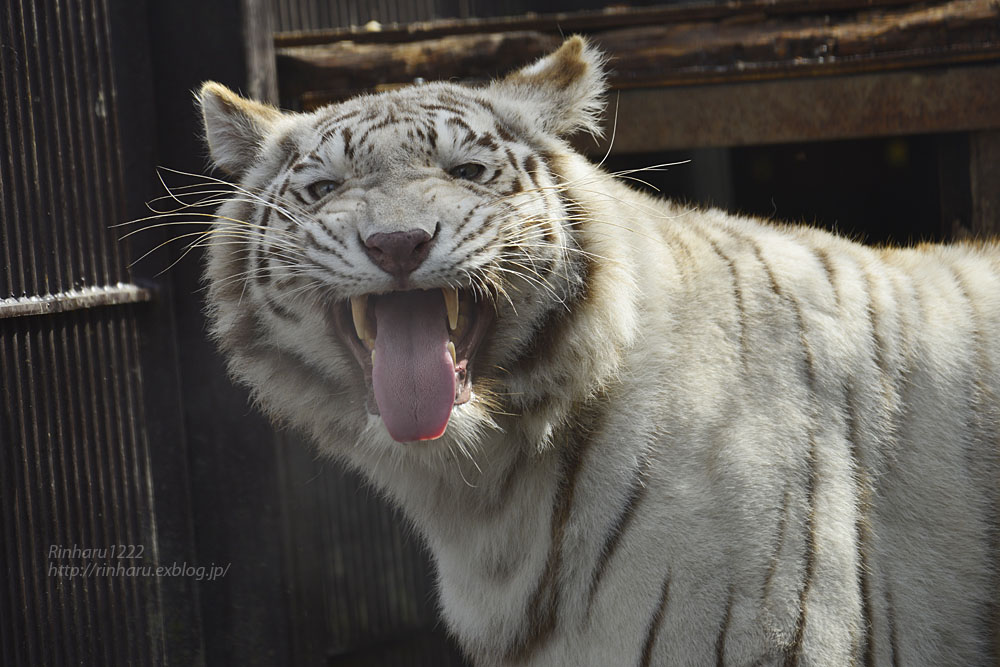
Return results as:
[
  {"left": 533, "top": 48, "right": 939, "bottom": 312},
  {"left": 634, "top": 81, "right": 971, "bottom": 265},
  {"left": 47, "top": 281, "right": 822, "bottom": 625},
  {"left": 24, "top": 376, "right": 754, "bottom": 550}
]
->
[
  {"left": 443, "top": 287, "right": 459, "bottom": 330},
  {"left": 371, "top": 349, "right": 376, "bottom": 366},
  {"left": 351, "top": 295, "right": 370, "bottom": 342},
  {"left": 447, "top": 341, "right": 457, "bottom": 365}
]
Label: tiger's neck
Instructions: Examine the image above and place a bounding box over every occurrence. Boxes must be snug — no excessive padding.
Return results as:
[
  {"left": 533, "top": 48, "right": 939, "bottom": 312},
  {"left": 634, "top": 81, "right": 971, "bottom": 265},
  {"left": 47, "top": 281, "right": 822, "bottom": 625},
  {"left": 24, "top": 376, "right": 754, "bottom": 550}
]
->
[
  {"left": 362, "top": 379, "right": 636, "bottom": 662},
  {"left": 381, "top": 422, "right": 576, "bottom": 660}
]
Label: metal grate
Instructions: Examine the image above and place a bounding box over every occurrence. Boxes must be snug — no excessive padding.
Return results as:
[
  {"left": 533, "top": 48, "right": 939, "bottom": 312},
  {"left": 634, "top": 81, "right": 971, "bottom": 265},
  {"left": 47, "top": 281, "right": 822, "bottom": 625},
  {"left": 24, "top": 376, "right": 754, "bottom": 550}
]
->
[
  {"left": 1, "top": 0, "right": 163, "bottom": 664},
  {"left": 0, "top": 307, "right": 160, "bottom": 666},
  {"left": 0, "top": 0, "right": 130, "bottom": 299}
]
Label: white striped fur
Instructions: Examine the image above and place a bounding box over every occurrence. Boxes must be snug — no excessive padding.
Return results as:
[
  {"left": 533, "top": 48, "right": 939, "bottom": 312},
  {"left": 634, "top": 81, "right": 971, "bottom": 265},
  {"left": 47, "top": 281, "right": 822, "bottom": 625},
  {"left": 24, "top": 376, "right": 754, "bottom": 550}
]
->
[{"left": 197, "top": 37, "right": 998, "bottom": 665}]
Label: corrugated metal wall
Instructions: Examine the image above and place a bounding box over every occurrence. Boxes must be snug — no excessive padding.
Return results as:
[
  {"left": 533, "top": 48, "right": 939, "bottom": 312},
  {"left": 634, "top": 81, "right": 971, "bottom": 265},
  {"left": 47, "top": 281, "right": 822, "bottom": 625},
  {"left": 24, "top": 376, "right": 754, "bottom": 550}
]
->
[
  {"left": 0, "top": 309, "right": 159, "bottom": 666},
  {"left": 1, "top": 0, "right": 162, "bottom": 664},
  {"left": 0, "top": 0, "right": 128, "bottom": 296}
]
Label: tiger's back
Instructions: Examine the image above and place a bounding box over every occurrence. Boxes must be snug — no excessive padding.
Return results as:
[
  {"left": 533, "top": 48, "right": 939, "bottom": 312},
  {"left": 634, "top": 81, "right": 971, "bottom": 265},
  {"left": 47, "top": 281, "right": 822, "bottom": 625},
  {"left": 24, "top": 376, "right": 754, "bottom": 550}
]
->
[
  {"left": 590, "top": 184, "right": 1000, "bottom": 664},
  {"left": 195, "top": 37, "right": 998, "bottom": 665}
]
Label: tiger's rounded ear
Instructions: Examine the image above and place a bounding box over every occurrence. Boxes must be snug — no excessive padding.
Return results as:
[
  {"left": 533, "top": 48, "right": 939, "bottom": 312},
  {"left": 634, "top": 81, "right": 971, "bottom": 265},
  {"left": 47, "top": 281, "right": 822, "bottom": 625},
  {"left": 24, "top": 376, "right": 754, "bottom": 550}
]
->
[
  {"left": 197, "top": 82, "right": 283, "bottom": 176},
  {"left": 490, "top": 36, "right": 608, "bottom": 138}
]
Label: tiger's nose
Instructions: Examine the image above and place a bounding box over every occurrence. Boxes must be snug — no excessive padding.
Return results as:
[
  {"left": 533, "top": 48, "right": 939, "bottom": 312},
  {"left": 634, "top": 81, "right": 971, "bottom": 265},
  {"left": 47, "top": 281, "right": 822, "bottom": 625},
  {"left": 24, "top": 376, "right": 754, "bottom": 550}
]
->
[{"left": 363, "top": 229, "right": 435, "bottom": 278}]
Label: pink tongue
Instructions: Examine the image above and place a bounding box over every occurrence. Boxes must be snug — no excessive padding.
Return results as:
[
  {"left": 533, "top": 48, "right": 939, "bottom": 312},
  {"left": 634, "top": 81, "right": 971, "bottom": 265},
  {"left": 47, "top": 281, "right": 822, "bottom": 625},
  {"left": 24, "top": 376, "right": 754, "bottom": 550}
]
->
[{"left": 372, "top": 290, "right": 456, "bottom": 442}]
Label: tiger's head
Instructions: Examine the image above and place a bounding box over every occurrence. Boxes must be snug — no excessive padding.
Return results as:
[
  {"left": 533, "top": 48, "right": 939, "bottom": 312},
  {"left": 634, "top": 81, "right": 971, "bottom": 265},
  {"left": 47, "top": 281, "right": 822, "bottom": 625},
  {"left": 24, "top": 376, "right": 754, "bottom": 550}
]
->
[{"left": 197, "top": 37, "right": 635, "bottom": 461}]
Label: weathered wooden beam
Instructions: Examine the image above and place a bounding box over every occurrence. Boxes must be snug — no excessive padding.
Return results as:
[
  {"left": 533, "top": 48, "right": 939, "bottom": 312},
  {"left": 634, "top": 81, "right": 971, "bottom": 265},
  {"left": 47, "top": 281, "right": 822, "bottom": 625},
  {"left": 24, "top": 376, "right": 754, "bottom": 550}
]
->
[
  {"left": 273, "top": 0, "right": 924, "bottom": 48},
  {"left": 577, "top": 64, "right": 1000, "bottom": 153},
  {"left": 277, "top": 0, "right": 1000, "bottom": 110},
  {"left": 597, "top": 0, "right": 1000, "bottom": 87},
  {"left": 279, "top": 31, "right": 560, "bottom": 110}
]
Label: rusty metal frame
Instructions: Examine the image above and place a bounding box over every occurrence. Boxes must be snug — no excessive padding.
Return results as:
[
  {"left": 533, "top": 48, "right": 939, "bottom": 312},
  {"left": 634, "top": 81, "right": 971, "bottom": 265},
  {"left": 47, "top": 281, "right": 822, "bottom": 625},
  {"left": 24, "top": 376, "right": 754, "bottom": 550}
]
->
[{"left": 273, "top": 0, "right": 926, "bottom": 47}]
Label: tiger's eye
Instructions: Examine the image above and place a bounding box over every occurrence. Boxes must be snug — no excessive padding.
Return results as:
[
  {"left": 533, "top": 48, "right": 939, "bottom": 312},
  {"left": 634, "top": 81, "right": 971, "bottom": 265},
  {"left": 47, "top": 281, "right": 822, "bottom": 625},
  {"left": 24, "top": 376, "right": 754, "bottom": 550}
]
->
[
  {"left": 307, "top": 180, "right": 340, "bottom": 200},
  {"left": 449, "top": 163, "right": 485, "bottom": 181}
]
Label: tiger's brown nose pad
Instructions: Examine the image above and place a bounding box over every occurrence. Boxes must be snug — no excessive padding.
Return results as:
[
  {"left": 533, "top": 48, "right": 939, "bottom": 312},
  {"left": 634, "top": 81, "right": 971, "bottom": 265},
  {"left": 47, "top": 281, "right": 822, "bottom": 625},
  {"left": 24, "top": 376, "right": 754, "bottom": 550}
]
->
[{"left": 363, "top": 229, "right": 435, "bottom": 278}]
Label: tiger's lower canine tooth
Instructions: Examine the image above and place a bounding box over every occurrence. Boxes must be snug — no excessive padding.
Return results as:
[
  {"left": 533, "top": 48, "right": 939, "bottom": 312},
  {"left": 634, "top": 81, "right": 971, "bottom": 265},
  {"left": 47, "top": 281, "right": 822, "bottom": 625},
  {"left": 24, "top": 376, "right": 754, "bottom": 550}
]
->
[
  {"left": 447, "top": 341, "right": 457, "bottom": 365},
  {"left": 351, "top": 295, "right": 369, "bottom": 341},
  {"left": 443, "top": 286, "right": 459, "bottom": 330}
]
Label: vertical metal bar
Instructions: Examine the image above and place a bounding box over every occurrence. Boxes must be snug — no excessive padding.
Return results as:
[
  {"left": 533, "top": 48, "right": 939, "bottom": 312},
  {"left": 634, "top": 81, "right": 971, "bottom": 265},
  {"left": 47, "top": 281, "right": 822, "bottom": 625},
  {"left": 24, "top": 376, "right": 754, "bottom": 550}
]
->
[
  {"left": 6, "top": 331, "right": 43, "bottom": 665},
  {"left": 0, "top": 330, "right": 28, "bottom": 666},
  {"left": 37, "top": 0, "right": 67, "bottom": 292},
  {"left": 76, "top": 1, "right": 112, "bottom": 288},
  {"left": 348, "top": 0, "right": 359, "bottom": 30},
  {"left": 101, "top": 313, "right": 142, "bottom": 667},
  {"left": 276, "top": 0, "right": 288, "bottom": 33},
  {"left": 89, "top": 313, "right": 131, "bottom": 663},
  {"left": 3, "top": 0, "right": 33, "bottom": 296},
  {"left": 60, "top": 315, "right": 100, "bottom": 662},
  {"left": 23, "top": 0, "right": 56, "bottom": 295},
  {"left": 52, "top": 0, "right": 90, "bottom": 293},
  {"left": 27, "top": 325, "right": 67, "bottom": 666},
  {"left": 72, "top": 315, "right": 117, "bottom": 665},
  {"left": 44, "top": 320, "right": 88, "bottom": 663},
  {"left": 14, "top": 0, "right": 43, "bottom": 296},
  {"left": 67, "top": 0, "right": 103, "bottom": 288},
  {"left": 0, "top": 6, "right": 14, "bottom": 296},
  {"left": 120, "top": 310, "right": 161, "bottom": 664},
  {"left": 93, "top": 0, "right": 127, "bottom": 283},
  {"left": 318, "top": 0, "right": 330, "bottom": 33},
  {"left": 305, "top": 0, "right": 316, "bottom": 35}
]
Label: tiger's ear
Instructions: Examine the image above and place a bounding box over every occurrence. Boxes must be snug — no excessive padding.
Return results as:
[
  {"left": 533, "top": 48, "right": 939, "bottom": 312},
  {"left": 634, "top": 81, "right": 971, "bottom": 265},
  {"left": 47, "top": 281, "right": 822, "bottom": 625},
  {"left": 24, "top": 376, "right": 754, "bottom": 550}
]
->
[
  {"left": 197, "top": 82, "right": 283, "bottom": 176},
  {"left": 490, "top": 36, "right": 608, "bottom": 138}
]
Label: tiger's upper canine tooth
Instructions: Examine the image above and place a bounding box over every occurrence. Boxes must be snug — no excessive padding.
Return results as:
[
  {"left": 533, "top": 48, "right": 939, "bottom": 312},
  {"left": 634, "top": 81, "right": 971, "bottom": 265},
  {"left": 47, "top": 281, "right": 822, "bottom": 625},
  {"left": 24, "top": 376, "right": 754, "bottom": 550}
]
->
[
  {"left": 351, "top": 295, "right": 370, "bottom": 342},
  {"left": 443, "top": 286, "right": 459, "bottom": 330}
]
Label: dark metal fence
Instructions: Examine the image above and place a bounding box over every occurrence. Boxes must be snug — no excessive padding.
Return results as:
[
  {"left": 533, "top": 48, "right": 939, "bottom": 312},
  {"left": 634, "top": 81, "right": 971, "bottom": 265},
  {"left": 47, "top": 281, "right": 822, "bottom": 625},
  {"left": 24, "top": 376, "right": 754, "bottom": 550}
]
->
[{"left": 1, "top": 1, "right": 161, "bottom": 664}]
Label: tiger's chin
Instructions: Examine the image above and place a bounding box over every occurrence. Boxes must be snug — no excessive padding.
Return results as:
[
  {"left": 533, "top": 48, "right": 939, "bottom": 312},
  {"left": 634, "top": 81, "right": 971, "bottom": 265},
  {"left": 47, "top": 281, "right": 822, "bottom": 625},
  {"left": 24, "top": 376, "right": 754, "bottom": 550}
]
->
[{"left": 332, "top": 286, "right": 495, "bottom": 443}]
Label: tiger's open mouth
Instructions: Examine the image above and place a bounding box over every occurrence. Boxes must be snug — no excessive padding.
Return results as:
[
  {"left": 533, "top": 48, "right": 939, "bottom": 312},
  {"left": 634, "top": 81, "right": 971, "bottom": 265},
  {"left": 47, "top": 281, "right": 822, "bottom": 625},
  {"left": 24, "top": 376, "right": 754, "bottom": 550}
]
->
[{"left": 334, "top": 287, "right": 493, "bottom": 442}]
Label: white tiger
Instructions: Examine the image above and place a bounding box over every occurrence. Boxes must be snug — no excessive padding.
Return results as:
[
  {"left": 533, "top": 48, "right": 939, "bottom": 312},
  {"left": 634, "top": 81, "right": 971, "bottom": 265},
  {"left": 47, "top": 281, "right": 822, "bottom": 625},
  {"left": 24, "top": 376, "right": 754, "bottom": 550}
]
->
[{"left": 196, "top": 37, "right": 999, "bottom": 665}]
